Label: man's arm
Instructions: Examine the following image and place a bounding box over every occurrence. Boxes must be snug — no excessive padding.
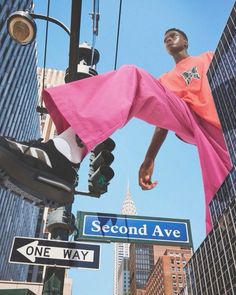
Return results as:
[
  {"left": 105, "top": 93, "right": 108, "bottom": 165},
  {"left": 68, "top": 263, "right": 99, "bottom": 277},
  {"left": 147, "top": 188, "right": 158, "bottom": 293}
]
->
[{"left": 139, "top": 127, "right": 168, "bottom": 190}]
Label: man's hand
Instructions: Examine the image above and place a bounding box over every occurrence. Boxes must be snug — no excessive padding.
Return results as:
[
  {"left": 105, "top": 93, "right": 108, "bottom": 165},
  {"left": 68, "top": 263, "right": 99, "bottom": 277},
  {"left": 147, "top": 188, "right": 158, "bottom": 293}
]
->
[
  {"left": 139, "top": 157, "right": 158, "bottom": 190},
  {"left": 139, "top": 127, "right": 167, "bottom": 190}
]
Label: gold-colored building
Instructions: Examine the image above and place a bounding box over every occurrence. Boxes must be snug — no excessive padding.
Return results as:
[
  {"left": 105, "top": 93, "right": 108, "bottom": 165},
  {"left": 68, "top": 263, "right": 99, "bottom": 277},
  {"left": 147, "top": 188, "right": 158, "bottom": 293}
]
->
[{"left": 37, "top": 67, "right": 65, "bottom": 140}]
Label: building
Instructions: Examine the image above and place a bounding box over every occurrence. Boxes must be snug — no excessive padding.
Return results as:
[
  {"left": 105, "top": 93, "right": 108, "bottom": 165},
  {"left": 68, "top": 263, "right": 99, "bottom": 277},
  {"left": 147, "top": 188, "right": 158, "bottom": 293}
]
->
[
  {"left": 37, "top": 67, "right": 65, "bottom": 140},
  {"left": 145, "top": 247, "right": 192, "bottom": 295},
  {"left": 185, "top": 202, "right": 236, "bottom": 294},
  {"left": 207, "top": 1, "right": 236, "bottom": 223},
  {"left": 129, "top": 244, "right": 192, "bottom": 295},
  {"left": 0, "top": 0, "right": 40, "bottom": 281},
  {"left": 118, "top": 258, "right": 130, "bottom": 295},
  {"left": 114, "top": 184, "right": 137, "bottom": 295},
  {"left": 184, "top": 2, "right": 236, "bottom": 294},
  {"left": 129, "top": 243, "right": 154, "bottom": 295}
]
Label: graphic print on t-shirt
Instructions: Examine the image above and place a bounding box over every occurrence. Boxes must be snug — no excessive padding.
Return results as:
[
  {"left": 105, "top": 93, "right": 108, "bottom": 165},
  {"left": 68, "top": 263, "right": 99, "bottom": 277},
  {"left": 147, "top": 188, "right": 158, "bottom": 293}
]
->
[{"left": 181, "top": 66, "right": 201, "bottom": 85}]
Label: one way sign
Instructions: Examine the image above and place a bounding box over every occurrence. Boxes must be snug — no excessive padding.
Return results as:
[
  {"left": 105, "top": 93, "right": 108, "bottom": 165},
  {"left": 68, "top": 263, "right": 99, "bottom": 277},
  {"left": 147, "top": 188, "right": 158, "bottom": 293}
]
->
[{"left": 9, "top": 237, "right": 100, "bottom": 269}]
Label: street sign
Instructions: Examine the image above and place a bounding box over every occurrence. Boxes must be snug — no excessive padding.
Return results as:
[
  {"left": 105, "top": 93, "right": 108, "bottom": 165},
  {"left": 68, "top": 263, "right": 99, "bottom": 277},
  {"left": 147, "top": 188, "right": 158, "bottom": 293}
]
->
[
  {"left": 9, "top": 236, "right": 100, "bottom": 269},
  {"left": 75, "top": 211, "right": 193, "bottom": 247}
]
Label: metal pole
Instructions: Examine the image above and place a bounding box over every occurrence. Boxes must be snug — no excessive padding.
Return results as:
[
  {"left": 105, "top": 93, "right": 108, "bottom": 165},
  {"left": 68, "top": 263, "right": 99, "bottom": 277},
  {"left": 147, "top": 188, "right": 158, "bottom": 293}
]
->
[
  {"left": 68, "top": 0, "right": 82, "bottom": 82},
  {"left": 42, "top": 223, "right": 69, "bottom": 294},
  {"left": 42, "top": 1, "right": 82, "bottom": 294}
]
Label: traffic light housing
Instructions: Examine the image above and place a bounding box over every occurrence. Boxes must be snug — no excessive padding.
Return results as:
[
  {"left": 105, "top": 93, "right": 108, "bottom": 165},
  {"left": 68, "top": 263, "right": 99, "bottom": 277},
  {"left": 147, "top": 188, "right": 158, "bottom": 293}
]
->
[{"left": 88, "top": 138, "right": 115, "bottom": 196}]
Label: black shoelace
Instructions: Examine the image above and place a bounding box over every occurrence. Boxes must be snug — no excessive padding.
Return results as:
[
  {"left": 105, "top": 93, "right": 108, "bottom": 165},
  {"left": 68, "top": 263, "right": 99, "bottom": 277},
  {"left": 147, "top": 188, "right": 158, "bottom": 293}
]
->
[
  {"left": 71, "top": 165, "right": 79, "bottom": 187},
  {"left": 6, "top": 136, "right": 44, "bottom": 154},
  {"left": 22, "top": 138, "right": 44, "bottom": 154}
]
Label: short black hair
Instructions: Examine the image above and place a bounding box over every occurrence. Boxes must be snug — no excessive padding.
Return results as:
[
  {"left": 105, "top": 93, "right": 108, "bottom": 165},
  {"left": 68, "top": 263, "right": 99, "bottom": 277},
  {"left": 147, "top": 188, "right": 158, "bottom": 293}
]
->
[{"left": 165, "top": 28, "right": 188, "bottom": 41}]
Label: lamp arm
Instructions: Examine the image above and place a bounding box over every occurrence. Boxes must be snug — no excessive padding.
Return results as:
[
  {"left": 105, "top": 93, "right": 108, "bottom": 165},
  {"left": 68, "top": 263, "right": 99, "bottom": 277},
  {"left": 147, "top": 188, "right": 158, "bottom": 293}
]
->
[{"left": 30, "top": 13, "right": 71, "bottom": 36}]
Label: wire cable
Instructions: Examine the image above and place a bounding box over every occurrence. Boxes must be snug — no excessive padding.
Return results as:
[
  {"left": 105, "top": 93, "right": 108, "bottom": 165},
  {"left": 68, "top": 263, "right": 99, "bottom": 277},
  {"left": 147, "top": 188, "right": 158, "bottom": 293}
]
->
[
  {"left": 114, "top": 0, "right": 123, "bottom": 70},
  {"left": 90, "top": 0, "right": 100, "bottom": 66},
  {"left": 39, "top": 0, "right": 51, "bottom": 116}
]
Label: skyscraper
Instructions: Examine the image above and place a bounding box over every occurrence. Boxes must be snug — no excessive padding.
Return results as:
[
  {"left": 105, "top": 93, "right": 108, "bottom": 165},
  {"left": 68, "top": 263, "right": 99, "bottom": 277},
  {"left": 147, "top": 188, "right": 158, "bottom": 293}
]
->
[
  {"left": 118, "top": 257, "right": 130, "bottom": 295},
  {"left": 129, "top": 244, "right": 192, "bottom": 295},
  {"left": 184, "top": 2, "right": 236, "bottom": 294},
  {"left": 144, "top": 247, "right": 192, "bottom": 295},
  {"left": 0, "top": 0, "right": 40, "bottom": 281},
  {"left": 114, "top": 184, "right": 137, "bottom": 295},
  {"left": 129, "top": 243, "right": 154, "bottom": 294},
  {"left": 207, "top": 3, "right": 236, "bottom": 223}
]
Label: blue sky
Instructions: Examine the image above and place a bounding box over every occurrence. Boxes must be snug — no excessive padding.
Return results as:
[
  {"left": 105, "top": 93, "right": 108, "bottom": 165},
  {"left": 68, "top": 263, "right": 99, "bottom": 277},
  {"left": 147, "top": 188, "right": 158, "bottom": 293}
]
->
[{"left": 33, "top": 1, "right": 235, "bottom": 294}]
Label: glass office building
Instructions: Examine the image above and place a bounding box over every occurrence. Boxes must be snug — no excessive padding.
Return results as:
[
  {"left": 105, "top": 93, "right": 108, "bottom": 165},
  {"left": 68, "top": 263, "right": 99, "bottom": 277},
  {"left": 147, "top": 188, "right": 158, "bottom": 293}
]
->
[
  {"left": 0, "top": 0, "right": 40, "bottom": 281},
  {"left": 185, "top": 3, "right": 236, "bottom": 294},
  {"left": 207, "top": 3, "right": 236, "bottom": 224},
  {"left": 129, "top": 243, "right": 154, "bottom": 294},
  {"left": 185, "top": 201, "right": 236, "bottom": 295}
]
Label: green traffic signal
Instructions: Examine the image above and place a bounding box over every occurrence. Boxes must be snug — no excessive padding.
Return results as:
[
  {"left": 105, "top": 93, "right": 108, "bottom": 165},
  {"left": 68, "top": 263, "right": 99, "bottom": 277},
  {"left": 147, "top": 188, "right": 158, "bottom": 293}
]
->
[
  {"left": 89, "top": 165, "right": 115, "bottom": 194},
  {"left": 88, "top": 138, "right": 115, "bottom": 196},
  {"left": 93, "top": 138, "right": 115, "bottom": 155},
  {"left": 98, "top": 175, "right": 106, "bottom": 185}
]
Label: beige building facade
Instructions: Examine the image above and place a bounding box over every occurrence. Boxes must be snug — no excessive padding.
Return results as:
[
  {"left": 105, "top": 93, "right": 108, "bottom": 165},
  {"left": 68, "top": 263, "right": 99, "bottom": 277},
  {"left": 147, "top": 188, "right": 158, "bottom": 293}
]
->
[
  {"left": 129, "top": 244, "right": 192, "bottom": 295},
  {"left": 37, "top": 68, "right": 65, "bottom": 140}
]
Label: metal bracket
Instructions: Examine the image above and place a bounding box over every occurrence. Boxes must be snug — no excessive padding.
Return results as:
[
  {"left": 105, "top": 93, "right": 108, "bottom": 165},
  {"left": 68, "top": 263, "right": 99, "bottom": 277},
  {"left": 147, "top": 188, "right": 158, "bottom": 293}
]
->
[
  {"left": 75, "top": 190, "right": 101, "bottom": 198},
  {"left": 36, "top": 106, "right": 48, "bottom": 114}
]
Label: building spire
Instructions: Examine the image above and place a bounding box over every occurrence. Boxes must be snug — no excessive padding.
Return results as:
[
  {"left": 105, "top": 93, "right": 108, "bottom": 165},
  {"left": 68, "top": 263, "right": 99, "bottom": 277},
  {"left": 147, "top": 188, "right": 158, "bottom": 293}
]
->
[{"left": 121, "top": 181, "right": 137, "bottom": 215}]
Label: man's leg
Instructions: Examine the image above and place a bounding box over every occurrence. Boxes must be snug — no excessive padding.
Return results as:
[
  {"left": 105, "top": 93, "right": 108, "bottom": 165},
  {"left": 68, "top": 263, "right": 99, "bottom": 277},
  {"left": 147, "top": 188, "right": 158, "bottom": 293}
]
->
[
  {"left": 52, "top": 127, "right": 87, "bottom": 163},
  {"left": 44, "top": 64, "right": 231, "bottom": 195},
  {"left": 0, "top": 65, "right": 232, "bottom": 216},
  {"left": 43, "top": 65, "right": 196, "bottom": 152}
]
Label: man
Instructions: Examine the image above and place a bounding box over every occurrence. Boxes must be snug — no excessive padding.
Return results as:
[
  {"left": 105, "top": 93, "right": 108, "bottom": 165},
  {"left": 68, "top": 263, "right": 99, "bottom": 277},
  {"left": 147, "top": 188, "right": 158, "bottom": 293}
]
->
[
  {"left": 139, "top": 29, "right": 224, "bottom": 190},
  {"left": 0, "top": 29, "right": 231, "bottom": 232}
]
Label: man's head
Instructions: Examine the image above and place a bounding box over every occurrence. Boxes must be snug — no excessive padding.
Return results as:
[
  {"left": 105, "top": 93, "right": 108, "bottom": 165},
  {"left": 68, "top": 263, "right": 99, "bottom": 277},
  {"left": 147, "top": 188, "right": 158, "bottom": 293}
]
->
[{"left": 164, "top": 28, "right": 188, "bottom": 56}]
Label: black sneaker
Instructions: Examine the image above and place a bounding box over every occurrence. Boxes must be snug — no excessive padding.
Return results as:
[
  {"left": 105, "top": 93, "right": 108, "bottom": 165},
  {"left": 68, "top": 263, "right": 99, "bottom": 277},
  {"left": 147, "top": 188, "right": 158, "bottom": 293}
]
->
[{"left": 0, "top": 137, "right": 79, "bottom": 207}]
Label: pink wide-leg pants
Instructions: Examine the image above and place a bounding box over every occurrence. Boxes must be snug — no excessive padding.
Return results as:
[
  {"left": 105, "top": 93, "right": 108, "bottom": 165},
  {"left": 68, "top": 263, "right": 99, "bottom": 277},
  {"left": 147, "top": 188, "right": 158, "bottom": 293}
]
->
[{"left": 43, "top": 65, "right": 232, "bottom": 233}]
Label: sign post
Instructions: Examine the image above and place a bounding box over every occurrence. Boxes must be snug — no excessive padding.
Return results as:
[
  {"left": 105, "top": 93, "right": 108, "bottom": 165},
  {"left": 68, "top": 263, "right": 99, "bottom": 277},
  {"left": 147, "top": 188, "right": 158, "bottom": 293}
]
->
[{"left": 75, "top": 211, "right": 193, "bottom": 247}]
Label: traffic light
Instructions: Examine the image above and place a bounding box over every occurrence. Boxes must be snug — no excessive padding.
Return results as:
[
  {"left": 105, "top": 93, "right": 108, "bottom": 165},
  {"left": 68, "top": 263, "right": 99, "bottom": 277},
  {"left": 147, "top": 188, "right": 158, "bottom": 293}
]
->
[{"left": 88, "top": 138, "right": 115, "bottom": 196}]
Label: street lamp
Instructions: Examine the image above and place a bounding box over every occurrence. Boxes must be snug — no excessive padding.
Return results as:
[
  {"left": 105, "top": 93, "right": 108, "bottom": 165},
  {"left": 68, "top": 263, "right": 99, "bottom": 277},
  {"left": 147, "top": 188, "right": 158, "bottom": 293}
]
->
[
  {"left": 7, "top": 11, "right": 36, "bottom": 45},
  {"left": 7, "top": 10, "right": 71, "bottom": 44}
]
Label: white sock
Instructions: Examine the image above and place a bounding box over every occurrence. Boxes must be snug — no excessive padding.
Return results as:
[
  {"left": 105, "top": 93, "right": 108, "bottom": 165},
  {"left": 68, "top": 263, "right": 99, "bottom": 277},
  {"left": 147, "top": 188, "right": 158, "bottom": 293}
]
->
[{"left": 52, "top": 127, "right": 86, "bottom": 164}]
